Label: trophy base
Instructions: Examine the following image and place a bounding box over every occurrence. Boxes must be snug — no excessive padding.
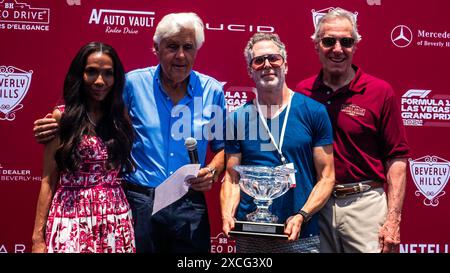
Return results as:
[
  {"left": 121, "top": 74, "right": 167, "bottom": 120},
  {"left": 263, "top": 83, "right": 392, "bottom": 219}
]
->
[{"left": 229, "top": 220, "right": 288, "bottom": 238}]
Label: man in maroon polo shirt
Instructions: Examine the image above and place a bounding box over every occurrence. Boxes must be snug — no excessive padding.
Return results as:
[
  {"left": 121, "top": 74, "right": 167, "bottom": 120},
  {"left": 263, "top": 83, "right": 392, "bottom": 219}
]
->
[{"left": 296, "top": 7, "right": 410, "bottom": 253}]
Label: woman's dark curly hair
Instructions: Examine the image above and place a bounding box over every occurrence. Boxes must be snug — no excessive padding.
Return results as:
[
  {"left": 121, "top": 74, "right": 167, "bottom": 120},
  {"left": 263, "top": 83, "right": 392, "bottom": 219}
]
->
[{"left": 55, "top": 41, "right": 134, "bottom": 173}]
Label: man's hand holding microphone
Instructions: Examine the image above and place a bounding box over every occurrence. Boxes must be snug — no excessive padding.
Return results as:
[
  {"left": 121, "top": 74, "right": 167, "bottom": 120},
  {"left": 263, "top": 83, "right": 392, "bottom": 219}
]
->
[{"left": 184, "top": 137, "right": 217, "bottom": 192}]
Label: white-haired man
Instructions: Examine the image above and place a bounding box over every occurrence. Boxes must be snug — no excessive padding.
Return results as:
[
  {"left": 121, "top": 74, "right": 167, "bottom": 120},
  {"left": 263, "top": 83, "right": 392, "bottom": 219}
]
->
[
  {"left": 296, "top": 7, "right": 410, "bottom": 253},
  {"left": 33, "top": 12, "right": 225, "bottom": 253}
]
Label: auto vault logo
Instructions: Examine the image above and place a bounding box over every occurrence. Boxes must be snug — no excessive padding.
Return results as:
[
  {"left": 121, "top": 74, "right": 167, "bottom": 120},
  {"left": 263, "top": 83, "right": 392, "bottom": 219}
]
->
[
  {"left": 409, "top": 155, "right": 450, "bottom": 207},
  {"left": 0, "top": 0, "right": 50, "bottom": 31},
  {"left": 0, "top": 65, "right": 32, "bottom": 121},
  {"left": 88, "top": 9, "right": 155, "bottom": 35},
  {"left": 391, "top": 25, "right": 413, "bottom": 48}
]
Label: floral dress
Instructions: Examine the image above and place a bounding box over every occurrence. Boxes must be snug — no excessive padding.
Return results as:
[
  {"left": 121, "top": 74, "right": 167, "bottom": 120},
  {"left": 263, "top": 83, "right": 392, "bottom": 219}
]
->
[{"left": 45, "top": 134, "right": 135, "bottom": 253}]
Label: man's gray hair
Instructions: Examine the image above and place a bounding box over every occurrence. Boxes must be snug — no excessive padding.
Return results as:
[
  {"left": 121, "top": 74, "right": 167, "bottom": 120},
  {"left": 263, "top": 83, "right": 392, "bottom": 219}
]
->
[
  {"left": 244, "top": 33, "right": 287, "bottom": 66},
  {"left": 311, "top": 7, "right": 362, "bottom": 43},
  {"left": 153, "top": 12, "right": 205, "bottom": 49}
]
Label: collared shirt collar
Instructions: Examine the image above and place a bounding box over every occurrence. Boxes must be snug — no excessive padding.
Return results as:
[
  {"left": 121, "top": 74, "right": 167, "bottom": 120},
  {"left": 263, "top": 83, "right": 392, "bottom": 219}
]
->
[
  {"left": 313, "top": 64, "right": 365, "bottom": 93},
  {"left": 154, "top": 64, "right": 196, "bottom": 98}
]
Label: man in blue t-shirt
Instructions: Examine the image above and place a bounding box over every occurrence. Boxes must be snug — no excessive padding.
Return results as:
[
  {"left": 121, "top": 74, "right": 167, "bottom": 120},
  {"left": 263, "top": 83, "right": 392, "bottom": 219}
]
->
[{"left": 220, "top": 33, "right": 335, "bottom": 253}]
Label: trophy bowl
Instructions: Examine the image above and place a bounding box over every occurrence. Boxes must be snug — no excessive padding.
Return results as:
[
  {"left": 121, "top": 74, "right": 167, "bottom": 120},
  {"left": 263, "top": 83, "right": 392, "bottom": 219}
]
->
[{"left": 234, "top": 165, "right": 295, "bottom": 223}]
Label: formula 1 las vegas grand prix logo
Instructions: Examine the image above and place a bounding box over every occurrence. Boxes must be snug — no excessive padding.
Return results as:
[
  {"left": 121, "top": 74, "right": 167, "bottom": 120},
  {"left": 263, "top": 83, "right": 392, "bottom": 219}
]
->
[
  {"left": 0, "top": 66, "right": 32, "bottom": 121},
  {"left": 401, "top": 89, "right": 450, "bottom": 127},
  {"left": 410, "top": 156, "right": 450, "bottom": 207}
]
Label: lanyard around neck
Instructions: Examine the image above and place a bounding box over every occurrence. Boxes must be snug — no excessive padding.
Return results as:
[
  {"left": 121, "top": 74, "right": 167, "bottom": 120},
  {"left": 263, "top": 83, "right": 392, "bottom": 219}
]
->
[{"left": 255, "top": 90, "right": 293, "bottom": 165}]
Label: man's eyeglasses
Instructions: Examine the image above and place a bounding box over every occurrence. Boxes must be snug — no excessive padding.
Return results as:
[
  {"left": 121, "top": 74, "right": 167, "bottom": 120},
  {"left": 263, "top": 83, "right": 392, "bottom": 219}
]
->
[
  {"left": 250, "top": 54, "right": 285, "bottom": 70},
  {"left": 320, "top": 37, "right": 355, "bottom": 48}
]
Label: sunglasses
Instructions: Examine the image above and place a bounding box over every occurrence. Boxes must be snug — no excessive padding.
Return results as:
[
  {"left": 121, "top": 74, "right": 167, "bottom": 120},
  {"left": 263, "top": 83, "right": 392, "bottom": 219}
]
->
[
  {"left": 250, "top": 54, "right": 285, "bottom": 70},
  {"left": 320, "top": 37, "right": 355, "bottom": 48}
]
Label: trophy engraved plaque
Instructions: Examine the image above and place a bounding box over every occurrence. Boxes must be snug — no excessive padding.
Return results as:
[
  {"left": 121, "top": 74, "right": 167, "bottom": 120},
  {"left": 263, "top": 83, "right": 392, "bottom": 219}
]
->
[{"left": 229, "top": 165, "right": 295, "bottom": 238}]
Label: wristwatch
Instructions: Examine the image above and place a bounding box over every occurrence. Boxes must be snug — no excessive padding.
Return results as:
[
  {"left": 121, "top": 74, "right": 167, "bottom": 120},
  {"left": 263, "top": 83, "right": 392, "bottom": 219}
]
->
[
  {"left": 206, "top": 166, "right": 217, "bottom": 182},
  {"left": 296, "top": 209, "right": 311, "bottom": 223}
]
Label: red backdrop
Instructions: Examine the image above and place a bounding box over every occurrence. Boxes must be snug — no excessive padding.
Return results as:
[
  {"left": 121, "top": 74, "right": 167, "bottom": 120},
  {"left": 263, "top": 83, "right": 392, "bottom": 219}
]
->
[{"left": 1, "top": 0, "right": 449, "bottom": 253}]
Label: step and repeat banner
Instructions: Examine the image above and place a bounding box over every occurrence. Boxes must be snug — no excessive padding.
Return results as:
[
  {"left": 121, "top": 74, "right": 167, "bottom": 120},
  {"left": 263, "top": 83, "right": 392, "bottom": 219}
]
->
[{"left": 1, "top": 0, "right": 449, "bottom": 253}]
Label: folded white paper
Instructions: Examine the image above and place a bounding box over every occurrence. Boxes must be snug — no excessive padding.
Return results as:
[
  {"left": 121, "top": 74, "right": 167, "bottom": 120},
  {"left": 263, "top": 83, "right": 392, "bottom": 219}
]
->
[{"left": 152, "top": 164, "right": 201, "bottom": 215}]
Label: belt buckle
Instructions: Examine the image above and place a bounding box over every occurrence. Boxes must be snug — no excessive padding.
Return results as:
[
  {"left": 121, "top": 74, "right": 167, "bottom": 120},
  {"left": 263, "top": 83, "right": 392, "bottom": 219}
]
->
[
  {"left": 332, "top": 184, "right": 346, "bottom": 198},
  {"left": 333, "top": 183, "right": 371, "bottom": 198},
  {"left": 333, "top": 191, "right": 346, "bottom": 198},
  {"left": 353, "top": 183, "right": 371, "bottom": 194}
]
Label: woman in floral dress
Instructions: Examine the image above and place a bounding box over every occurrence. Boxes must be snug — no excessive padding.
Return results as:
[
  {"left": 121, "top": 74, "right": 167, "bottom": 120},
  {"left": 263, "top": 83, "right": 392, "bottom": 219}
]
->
[{"left": 32, "top": 42, "right": 135, "bottom": 253}]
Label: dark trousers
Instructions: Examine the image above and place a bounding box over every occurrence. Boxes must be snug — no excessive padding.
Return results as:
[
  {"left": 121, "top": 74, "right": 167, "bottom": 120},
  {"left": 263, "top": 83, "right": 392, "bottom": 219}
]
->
[{"left": 125, "top": 184, "right": 211, "bottom": 253}]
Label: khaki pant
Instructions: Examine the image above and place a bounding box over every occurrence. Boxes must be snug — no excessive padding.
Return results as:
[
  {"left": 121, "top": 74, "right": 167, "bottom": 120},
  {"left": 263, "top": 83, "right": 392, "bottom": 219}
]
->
[{"left": 319, "top": 188, "right": 387, "bottom": 253}]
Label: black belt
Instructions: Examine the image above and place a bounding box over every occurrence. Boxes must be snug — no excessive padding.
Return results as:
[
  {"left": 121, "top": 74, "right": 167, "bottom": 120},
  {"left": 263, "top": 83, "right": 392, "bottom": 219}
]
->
[
  {"left": 333, "top": 180, "right": 383, "bottom": 198},
  {"left": 125, "top": 182, "right": 153, "bottom": 196},
  {"left": 125, "top": 181, "right": 199, "bottom": 197}
]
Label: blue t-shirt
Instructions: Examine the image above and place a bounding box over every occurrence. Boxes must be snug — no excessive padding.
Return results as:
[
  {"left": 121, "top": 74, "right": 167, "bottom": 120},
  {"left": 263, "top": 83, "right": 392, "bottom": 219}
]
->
[
  {"left": 225, "top": 93, "right": 333, "bottom": 238},
  {"left": 123, "top": 65, "right": 225, "bottom": 187}
]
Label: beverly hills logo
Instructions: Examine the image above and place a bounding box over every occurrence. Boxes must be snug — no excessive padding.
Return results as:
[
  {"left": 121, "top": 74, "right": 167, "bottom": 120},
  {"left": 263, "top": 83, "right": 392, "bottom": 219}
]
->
[
  {"left": 311, "top": 7, "right": 358, "bottom": 30},
  {"left": 0, "top": 65, "right": 32, "bottom": 121},
  {"left": 0, "top": 0, "right": 50, "bottom": 31},
  {"left": 88, "top": 8, "right": 155, "bottom": 35},
  {"left": 409, "top": 155, "right": 450, "bottom": 207}
]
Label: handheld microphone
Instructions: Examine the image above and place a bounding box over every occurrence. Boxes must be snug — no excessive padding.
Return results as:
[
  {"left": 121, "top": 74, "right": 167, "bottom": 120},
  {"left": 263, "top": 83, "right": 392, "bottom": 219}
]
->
[{"left": 184, "top": 137, "right": 199, "bottom": 164}]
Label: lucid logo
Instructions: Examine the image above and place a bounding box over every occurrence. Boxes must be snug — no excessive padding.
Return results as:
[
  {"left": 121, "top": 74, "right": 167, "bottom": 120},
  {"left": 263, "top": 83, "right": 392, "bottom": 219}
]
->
[{"left": 205, "top": 23, "right": 274, "bottom": 33}]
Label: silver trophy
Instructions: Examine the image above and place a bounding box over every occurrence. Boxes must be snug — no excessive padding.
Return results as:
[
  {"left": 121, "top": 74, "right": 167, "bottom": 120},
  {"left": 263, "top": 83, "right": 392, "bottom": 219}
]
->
[{"left": 229, "top": 165, "right": 295, "bottom": 238}]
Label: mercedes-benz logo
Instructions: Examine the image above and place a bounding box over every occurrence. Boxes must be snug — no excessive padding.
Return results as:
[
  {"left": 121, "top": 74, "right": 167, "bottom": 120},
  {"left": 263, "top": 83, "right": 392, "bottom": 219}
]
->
[{"left": 391, "top": 25, "right": 413, "bottom": 48}]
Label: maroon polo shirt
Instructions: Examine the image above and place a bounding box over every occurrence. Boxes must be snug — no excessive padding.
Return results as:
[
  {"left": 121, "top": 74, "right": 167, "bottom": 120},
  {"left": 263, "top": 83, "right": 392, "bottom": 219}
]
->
[{"left": 295, "top": 65, "right": 410, "bottom": 184}]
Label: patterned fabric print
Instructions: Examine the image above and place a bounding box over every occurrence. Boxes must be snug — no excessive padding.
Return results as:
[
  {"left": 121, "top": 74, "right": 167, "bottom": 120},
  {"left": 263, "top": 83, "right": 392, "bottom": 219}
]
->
[{"left": 45, "top": 135, "right": 135, "bottom": 253}]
